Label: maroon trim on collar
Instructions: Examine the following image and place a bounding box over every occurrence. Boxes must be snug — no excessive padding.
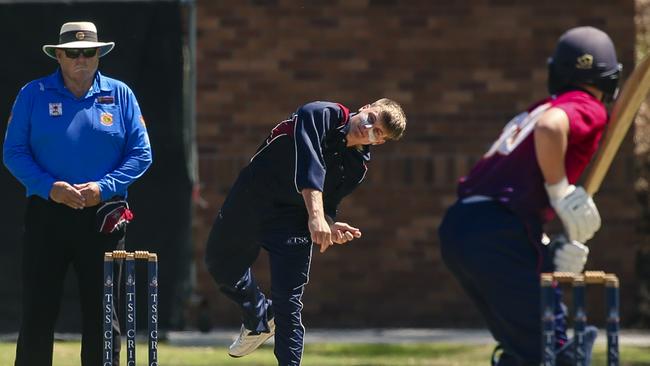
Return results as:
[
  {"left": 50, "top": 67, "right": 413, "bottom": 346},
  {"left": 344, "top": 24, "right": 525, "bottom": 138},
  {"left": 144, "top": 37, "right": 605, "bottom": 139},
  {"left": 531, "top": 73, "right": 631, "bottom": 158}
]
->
[{"left": 336, "top": 103, "right": 350, "bottom": 126}]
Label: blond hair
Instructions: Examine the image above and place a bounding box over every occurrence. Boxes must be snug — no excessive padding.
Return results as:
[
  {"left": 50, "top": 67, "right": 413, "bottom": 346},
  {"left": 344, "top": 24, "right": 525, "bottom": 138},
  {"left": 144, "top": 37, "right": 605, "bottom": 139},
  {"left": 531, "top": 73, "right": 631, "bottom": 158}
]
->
[{"left": 370, "top": 98, "right": 407, "bottom": 140}]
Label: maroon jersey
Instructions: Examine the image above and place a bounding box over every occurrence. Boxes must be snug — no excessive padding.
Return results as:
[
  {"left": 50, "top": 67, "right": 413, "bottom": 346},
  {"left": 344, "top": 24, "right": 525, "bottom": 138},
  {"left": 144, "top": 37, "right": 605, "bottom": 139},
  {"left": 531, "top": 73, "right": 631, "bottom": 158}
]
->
[{"left": 457, "top": 90, "right": 607, "bottom": 223}]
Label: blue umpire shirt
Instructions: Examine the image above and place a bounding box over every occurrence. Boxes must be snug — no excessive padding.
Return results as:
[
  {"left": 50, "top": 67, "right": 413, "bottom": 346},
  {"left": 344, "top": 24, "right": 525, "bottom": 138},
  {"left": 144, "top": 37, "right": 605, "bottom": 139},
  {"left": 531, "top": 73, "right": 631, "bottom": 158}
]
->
[{"left": 3, "top": 69, "right": 152, "bottom": 201}]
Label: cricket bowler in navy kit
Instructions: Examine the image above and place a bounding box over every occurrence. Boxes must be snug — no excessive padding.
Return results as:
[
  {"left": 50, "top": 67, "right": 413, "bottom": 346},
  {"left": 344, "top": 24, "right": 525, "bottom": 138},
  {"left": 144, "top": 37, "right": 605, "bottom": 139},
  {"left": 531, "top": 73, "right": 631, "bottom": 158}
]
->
[
  {"left": 438, "top": 27, "right": 621, "bottom": 365},
  {"left": 205, "top": 98, "right": 406, "bottom": 365}
]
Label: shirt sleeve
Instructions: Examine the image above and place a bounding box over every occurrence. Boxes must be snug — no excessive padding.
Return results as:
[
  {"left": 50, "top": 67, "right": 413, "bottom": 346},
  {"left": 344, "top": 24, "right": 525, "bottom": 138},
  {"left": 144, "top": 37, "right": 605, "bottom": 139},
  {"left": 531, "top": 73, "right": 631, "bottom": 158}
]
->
[
  {"left": 97, "top": 87, "right": 153, "bottom": 200},
  {"left": 3, "top": 85, "right": 58, "bottom": 199},
  {"left": 294, "top": 102, "right": 343, "bottom": 192},
  {"left": 555, "top": 100, "right": 607, "bottom": 184}
]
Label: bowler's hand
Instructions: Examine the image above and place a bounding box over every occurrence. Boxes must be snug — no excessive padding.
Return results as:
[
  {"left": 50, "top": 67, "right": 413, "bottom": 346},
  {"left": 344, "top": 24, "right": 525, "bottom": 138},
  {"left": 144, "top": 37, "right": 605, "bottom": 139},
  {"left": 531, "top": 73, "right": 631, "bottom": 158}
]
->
[
  {"left": 50, "top": 181, "right": 86, "bottom": 209},
  {"left": 74, "top": 182, "right": 101, "bottom": 207},
  {"left": 331, "top": 222, "right": 362, "bottom": 245},
  {"left": 308, "top": 215, "right": 333, "bottom": 253}
]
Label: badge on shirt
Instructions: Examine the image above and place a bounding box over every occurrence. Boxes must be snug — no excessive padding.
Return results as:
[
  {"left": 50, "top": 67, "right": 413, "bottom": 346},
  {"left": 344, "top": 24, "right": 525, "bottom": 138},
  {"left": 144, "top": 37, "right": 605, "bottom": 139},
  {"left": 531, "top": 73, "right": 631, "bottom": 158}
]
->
[
  {"left": 100, "top": 112, "right": 114, "bottom": 126},
  {"left": 96, "top": 96, "right": 115, "bottom": 104},
  {"left": 49, "top": 103, "right": 63, "bottom": 117}
]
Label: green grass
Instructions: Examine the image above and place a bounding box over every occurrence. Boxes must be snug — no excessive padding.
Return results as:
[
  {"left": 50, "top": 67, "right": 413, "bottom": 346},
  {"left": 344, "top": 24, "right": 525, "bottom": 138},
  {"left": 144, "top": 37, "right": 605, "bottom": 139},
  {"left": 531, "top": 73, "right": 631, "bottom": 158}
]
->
[{"left": 1, "top": 341, "right": 649, "bottom": 365}]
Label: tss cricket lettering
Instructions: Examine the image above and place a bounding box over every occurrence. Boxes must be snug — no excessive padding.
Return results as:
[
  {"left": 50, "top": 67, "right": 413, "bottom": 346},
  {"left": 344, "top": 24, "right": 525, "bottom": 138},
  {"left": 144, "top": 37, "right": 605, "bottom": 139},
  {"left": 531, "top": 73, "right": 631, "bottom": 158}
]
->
[
  {"left": 540, "top": 271, "right": 620, "bottom": 366},
  {"left": 103, "top": 250, "right": 159, "bottom": 366}
]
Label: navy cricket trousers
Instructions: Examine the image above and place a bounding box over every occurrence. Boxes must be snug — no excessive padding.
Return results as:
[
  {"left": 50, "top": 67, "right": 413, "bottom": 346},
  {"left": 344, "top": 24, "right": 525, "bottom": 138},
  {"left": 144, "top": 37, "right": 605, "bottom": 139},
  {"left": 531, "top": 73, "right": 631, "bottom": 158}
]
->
[
  {"left": 205, "top": 168, "right": 312, "bottom": 366},
  {"left": 15, "top": 197, "right": 123, "bottom": 366},
  {"left": 438, "top": 200, "right": 569, "bottom": 365}
]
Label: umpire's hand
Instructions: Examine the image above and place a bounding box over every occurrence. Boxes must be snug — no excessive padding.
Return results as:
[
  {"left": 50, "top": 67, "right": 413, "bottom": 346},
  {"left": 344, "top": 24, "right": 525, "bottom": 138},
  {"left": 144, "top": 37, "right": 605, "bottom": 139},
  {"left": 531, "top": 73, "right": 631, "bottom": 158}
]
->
[
  {"left": 74, "top": 182, "right": 101, "bottom": 207},
  {"left": 49, "top": 181, "right": 85, "bottom": 209}
]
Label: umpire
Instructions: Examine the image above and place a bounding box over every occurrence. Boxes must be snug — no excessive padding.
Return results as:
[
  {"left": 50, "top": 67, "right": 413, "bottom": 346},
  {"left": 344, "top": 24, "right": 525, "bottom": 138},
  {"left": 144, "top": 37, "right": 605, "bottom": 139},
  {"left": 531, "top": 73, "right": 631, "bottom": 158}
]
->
[{"left": 3, "top": 21, "right": 152, "bottom": 366}]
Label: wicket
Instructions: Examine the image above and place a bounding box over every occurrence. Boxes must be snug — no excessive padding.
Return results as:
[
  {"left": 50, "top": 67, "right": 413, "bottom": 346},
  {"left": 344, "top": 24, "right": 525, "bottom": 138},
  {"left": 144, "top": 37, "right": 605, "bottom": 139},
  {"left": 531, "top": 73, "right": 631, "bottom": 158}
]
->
[
  {"left": 103, "top": 250, "right": 159, "bottom": 366},
  {"left": 540, "top": 271, "right": 619, "bottom": 366}
]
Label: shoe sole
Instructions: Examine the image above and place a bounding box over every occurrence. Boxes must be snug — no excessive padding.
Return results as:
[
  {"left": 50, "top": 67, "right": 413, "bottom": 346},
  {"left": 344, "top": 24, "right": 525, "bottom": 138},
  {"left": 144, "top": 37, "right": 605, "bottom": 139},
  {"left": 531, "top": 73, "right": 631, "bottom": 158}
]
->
[{"left": 228, "top": 331, "right": 275, "bottom": 358}]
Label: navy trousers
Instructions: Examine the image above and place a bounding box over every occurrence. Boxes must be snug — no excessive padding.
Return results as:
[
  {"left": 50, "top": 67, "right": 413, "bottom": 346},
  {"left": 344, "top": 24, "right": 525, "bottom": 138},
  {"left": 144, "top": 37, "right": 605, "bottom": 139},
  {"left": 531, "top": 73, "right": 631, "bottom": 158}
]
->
[
  {"left": 15, "top": 197, "right": 123, "bottom": 366},
  {"left": 438, "top": 200, "right": 570, "bottom": 365},
  {"left": 205, "top": 168, "right": 312, "bottom": 366}
]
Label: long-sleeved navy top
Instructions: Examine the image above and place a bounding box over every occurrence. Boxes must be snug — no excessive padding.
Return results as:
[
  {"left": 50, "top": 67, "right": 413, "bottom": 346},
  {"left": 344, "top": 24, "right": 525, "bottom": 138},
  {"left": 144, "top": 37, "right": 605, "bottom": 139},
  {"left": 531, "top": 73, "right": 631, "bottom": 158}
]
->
[{"left": 245, "top": 101, "right": 370, "bottom": 229}]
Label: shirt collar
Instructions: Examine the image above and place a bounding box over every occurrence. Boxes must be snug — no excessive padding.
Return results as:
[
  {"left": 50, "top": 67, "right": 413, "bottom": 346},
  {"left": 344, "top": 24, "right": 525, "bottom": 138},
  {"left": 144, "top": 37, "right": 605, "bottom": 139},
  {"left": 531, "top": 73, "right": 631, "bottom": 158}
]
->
[
  {"left": 340, "top": 112, "right": 371, "bottom": 160},
  {"left": 94, "top": 71, "right": 113, "bottom": 93},
  {"left": 339, "top": 111, "right": 358, "bottom": 133},
  {"left": 359, "top": 144, "right": 371, "bottom": 161},
  {"left": 340, "top": 117, "right": 351, "bottom": 134},
  {"left": 43, "top": 69, "right": 112, "bottom": 96},
  {"left": 42, "top": 69, "right": 65, "bottom": 91}
]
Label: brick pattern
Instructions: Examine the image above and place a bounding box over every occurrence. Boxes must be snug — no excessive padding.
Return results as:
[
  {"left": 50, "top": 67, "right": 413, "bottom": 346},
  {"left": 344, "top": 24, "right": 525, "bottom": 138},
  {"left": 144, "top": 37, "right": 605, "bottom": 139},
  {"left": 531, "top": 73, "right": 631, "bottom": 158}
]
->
[
  {"left": 193, "top": 0, "right": 637, "bottom": 327},
  {"left": 633, "top": 0, "right": 650, "bottom": 327}
]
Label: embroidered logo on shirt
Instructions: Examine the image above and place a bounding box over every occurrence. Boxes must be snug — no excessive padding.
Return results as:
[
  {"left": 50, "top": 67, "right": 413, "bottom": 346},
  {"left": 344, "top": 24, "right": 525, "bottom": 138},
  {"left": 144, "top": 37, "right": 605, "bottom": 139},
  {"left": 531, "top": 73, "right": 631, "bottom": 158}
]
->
[
  {"left": 286, "top": 236, "right": 311, "bottom": 245},
  {"left": 96, "top": 96, "right": 115, "bottom": 104},
  {"left": 49, "top": 103, "right": 63, "bottom": 117},
  {"left": 100, "top": 112, "right": 114, "bottom": 126}
]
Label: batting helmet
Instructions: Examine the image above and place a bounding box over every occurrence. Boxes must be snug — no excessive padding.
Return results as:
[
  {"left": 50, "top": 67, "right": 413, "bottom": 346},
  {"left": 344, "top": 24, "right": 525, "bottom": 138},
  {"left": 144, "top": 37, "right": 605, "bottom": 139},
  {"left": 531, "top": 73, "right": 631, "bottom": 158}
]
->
[{"left": 547, "top": 26, "right": 622, "bottom": 100}]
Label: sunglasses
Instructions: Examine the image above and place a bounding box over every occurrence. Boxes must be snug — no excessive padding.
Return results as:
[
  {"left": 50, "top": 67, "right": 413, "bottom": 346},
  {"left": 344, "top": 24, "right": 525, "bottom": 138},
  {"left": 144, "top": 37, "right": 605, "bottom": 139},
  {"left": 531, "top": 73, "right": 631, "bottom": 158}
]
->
[{"left": 63, "top": 48, "right": 98, "bottom": 59}]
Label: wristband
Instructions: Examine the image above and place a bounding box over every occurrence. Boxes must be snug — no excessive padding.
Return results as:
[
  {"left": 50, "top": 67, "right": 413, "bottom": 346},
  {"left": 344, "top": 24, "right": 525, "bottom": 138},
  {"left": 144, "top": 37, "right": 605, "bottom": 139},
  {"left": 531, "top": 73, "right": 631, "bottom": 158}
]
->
[{"left": 544, "top": 176, "right": 570, "bottom": 203}]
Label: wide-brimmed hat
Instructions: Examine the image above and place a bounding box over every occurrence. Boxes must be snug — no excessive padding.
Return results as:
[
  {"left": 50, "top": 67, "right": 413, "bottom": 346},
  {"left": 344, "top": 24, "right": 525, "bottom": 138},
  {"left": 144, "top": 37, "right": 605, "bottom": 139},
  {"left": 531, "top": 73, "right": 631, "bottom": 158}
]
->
[{"left": 42, "top": 21, "right": 115, "bottom": 59}]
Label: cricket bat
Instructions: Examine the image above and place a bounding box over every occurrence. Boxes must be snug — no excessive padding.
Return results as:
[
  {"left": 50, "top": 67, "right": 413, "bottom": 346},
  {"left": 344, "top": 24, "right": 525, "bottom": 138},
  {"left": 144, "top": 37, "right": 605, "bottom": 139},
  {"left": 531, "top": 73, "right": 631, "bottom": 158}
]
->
[{"left": 584, "top": 54, "right": 650, "bottom": 196}]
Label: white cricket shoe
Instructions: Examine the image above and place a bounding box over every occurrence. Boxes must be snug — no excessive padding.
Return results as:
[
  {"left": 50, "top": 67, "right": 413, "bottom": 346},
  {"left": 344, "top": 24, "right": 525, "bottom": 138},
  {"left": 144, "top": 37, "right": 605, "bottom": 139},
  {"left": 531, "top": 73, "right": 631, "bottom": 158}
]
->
[{"left": 228, "top": 318, "right": 275, "bottom": 357}]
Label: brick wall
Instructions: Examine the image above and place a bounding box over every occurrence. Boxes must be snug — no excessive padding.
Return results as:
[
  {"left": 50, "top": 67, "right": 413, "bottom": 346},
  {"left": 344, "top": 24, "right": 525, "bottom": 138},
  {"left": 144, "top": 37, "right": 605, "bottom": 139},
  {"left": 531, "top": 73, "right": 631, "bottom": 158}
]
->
[
  {"left": 632, "top": 0, "right": 650, "bottom": 327},
  {"left": 193, "top": 0, "right": 637, "bottom": 328}
]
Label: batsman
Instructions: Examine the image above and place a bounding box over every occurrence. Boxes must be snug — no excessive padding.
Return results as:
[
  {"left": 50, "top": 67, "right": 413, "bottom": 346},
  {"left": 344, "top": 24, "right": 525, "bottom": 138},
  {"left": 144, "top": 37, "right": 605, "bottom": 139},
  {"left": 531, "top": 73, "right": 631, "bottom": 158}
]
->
[{"left": 438, "top": 26, "right": 622, "bottom": 365}]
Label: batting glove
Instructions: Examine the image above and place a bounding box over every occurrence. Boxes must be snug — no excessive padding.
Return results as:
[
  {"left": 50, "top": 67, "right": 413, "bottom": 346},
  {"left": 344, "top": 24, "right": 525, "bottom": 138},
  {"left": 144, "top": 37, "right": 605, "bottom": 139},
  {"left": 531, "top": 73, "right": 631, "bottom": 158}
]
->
[
  {"left": 546, "top": 177, "right": 601, "bottom": 243},
  {"left": 551, "top": 235, "right": 590, "bottom": 273}
]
